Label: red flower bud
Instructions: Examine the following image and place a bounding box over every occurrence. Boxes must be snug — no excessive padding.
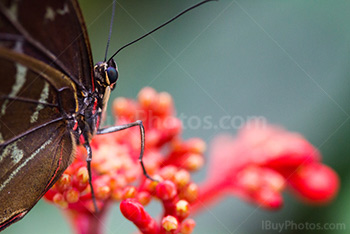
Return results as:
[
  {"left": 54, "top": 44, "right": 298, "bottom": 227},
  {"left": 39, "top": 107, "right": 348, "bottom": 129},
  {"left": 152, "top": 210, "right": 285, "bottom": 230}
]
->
[
  {"left": 123, "top": 186, "right": 137, "bottom": 199},
  {"left": 157, "top": 92, "right": 173, "bottom": 116},
  {"left": 142, "top": 176, "right": 162, "bottom": 194},
  {"left": 156, "top": 180, "right": 177, "bottom": 201},
  {"left": 120, "top": 199, "right": 158, "bottom": 234},
  {"left": 174, "top": 169, "right": 191, "bottom": 188},
  {"left": 180, "top": 219, "right": 196, "bottom": 234},
  {"left": 74, "top": 167, "right": 89, "bottom": 191},
  {"left": 255, "top": 188, "right": 283, "bottom": 210},
  {"left": 138, "top": 87, "right": 158, "bottom": 110},
  {"left": 188, "top": 138, "right": 207, "bottom": 154},
  {"left": 159, "top": 166, "right": 178, "bottom": 181},
  {"left": 65, "top": 188, "right": 80, "bottom": 203},
  {"left": 181, "top": 183, "right": 198, "bottom": 203},
  {"left": 113, "top": 97, "right": 136, "bottom": 120},
  {"left": 184, "top": 153, "right": 204, "bottom": 171},
  {"left": 111, "top": 188, "right": 123, "bottom": 201},
  {"left": 176, "top": 200, "right": 190, "bottom": 219},
  {"left": 289, "top": 163, "right": 339, "bottom": 203},
  {"left": 56, "top": 174, "right": 72, "bottom": 192},
  {"left": 95, "top": 185, "right": 111, "bottom": 201},
  {"left": 137, "top": 191, "right": 152, "bottom": 206},
  {"left": 53, "top": 193, "right": 68, "bottom": 209},
  {"left": 162, "top": 215, "right": 178, "bottom": 232}
]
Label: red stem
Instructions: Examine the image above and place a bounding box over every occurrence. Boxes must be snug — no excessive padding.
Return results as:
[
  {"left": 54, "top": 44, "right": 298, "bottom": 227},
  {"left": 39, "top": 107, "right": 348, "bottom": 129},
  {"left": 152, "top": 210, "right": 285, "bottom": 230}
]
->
[
  {"left": 66, "top": 205, "right": 110, "bottom": 234},
  {"left": 190, "top": 181, "right": 227, "bottom": 214}
]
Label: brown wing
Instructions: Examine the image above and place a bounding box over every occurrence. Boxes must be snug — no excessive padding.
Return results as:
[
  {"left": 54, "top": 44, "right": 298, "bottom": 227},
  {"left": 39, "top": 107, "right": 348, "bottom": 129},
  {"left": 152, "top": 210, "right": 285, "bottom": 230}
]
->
[
  {"left": 0, "top": 0, "right": 94, "bottom": 91},
  {"left": 0, "top": 123, "right": 75, "bottom": 230},
  {"left": 0, "top": 47, "right": 78, "bottom": 142},
  {"left": 0, "top": 47, "right": 77, "bottom": 229}
]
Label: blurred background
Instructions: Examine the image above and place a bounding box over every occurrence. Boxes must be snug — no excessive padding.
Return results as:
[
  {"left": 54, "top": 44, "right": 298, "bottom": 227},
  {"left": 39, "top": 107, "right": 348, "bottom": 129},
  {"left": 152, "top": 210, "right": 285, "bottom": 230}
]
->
[{"left": 4, "top": 0, "right": 350, "bottom": 233}]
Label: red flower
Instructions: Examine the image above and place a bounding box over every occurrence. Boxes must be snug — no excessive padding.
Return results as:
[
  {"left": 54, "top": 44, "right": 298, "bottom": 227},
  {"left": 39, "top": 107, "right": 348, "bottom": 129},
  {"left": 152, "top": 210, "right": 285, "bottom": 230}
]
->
[
  {"left": 44, "top": 87, "right": 205, "bottom": 234},
  {"left": 192, "top": 121, "right": 339, "bottom": 212},
  {"left": 44, "top": 88, "right": 339, "bottom": 234}
]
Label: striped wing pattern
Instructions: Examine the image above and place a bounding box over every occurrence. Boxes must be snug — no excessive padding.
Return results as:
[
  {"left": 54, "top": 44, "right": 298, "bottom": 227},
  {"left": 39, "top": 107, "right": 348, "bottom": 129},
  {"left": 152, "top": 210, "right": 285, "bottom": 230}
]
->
[
  {"left": 0, "top": 0, "right": 94, "bottom": 90},
  {"left": 0, "top": 122, "right": 75, "bottom": 229},
  {"left": 0, "top": 0, "right": 93, "bottom": 229},
  {"left": 0, "top": 47, "right": 78, "bottom": 229}
]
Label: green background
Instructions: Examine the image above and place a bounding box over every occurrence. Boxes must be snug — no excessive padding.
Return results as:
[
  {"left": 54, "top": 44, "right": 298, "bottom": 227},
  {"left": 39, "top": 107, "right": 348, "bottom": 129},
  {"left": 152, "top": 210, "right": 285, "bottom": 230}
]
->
[{"left": 4, "top": 0, "right": 350, "bottom": 233}]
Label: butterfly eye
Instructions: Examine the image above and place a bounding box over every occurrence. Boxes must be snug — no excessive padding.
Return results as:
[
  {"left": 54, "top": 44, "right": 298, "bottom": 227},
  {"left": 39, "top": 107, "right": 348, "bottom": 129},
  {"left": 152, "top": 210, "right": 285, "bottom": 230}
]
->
[{"left": 106, "top": 67, "right": 118, "bottom": 84}]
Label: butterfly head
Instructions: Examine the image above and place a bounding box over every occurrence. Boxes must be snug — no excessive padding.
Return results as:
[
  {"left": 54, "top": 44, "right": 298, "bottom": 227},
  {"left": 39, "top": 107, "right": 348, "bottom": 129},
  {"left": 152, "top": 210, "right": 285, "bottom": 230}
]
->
[{"left": 93, "top": 59, "right": 119, "bottom": 92}]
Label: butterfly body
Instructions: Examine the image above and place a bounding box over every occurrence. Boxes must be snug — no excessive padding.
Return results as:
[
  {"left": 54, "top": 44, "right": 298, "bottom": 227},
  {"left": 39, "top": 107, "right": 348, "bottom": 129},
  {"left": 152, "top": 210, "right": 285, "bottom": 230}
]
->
[
  {"left": 0, "top": 0, "right": 212, "bottom": 231},
  {"left": 0, "top": 0, "right": 118, "bottom": 230}
]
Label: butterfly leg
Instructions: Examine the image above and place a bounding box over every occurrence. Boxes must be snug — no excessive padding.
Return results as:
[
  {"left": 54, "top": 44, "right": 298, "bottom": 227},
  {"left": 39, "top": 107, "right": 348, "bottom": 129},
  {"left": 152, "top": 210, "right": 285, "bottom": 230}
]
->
[
  {"left": 82, "top": 135, "right": 99, "bottom": 213},
  {"left": 97, "top": 120, "right": 156, "bottom": 181}
]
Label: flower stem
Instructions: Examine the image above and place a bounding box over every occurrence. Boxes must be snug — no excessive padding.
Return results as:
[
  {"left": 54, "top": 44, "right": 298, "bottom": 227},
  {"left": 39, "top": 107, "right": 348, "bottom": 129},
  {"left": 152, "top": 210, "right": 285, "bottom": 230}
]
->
[{"left": 66, "top": 205, "right": 110, "bottom": 234}]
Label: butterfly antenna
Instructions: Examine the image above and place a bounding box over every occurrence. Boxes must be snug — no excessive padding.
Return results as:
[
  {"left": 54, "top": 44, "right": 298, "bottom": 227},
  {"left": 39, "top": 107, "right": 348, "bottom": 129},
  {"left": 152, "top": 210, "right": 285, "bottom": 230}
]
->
[
  {"left": 104, "top": 0, "right": 117, "bottom": 62},
  {"left": 108, "top": 0, "right": 217, "bottom": 62}
]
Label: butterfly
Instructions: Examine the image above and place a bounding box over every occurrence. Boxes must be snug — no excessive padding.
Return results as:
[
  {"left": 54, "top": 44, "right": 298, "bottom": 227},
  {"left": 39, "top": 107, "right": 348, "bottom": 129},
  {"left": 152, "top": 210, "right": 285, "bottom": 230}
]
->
[{"left": 0, "top": 0, "right": 213, "bottom": 231}]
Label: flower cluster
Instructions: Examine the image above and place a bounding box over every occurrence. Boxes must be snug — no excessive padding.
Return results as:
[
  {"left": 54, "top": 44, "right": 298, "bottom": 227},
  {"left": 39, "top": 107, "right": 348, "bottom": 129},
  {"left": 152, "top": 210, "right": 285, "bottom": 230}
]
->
[
  {"left": 192, "top": 121, "right": 339, "bottom": 212},
  {"left": 44, "top": 87, "right": 205, "bottom": 234},
  {"left": 44, "top": 87, "right": 339, "bottom": 234}
]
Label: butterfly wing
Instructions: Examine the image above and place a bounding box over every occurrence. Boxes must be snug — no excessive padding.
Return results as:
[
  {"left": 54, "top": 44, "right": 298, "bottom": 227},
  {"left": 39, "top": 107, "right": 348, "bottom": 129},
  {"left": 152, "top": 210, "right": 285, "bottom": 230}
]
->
[
  {"left": 0, "top": 47, "right": 78, "bottom": 228},
  {"left": 0, "top": 0, "right": 95, "bottom": 229},
  {"left": 0, "top": 0, "right": 94, "bottom": 90},
  {"left": 0, "top": 123, "right": 75, "bottom": 231}
]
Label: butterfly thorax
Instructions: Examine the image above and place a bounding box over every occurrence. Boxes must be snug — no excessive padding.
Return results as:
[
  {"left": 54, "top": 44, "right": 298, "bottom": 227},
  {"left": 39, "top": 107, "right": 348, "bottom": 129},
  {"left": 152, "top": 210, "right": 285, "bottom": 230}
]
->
[{"left": 74, "top": 59, "right": 119, "bottom": 141}]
